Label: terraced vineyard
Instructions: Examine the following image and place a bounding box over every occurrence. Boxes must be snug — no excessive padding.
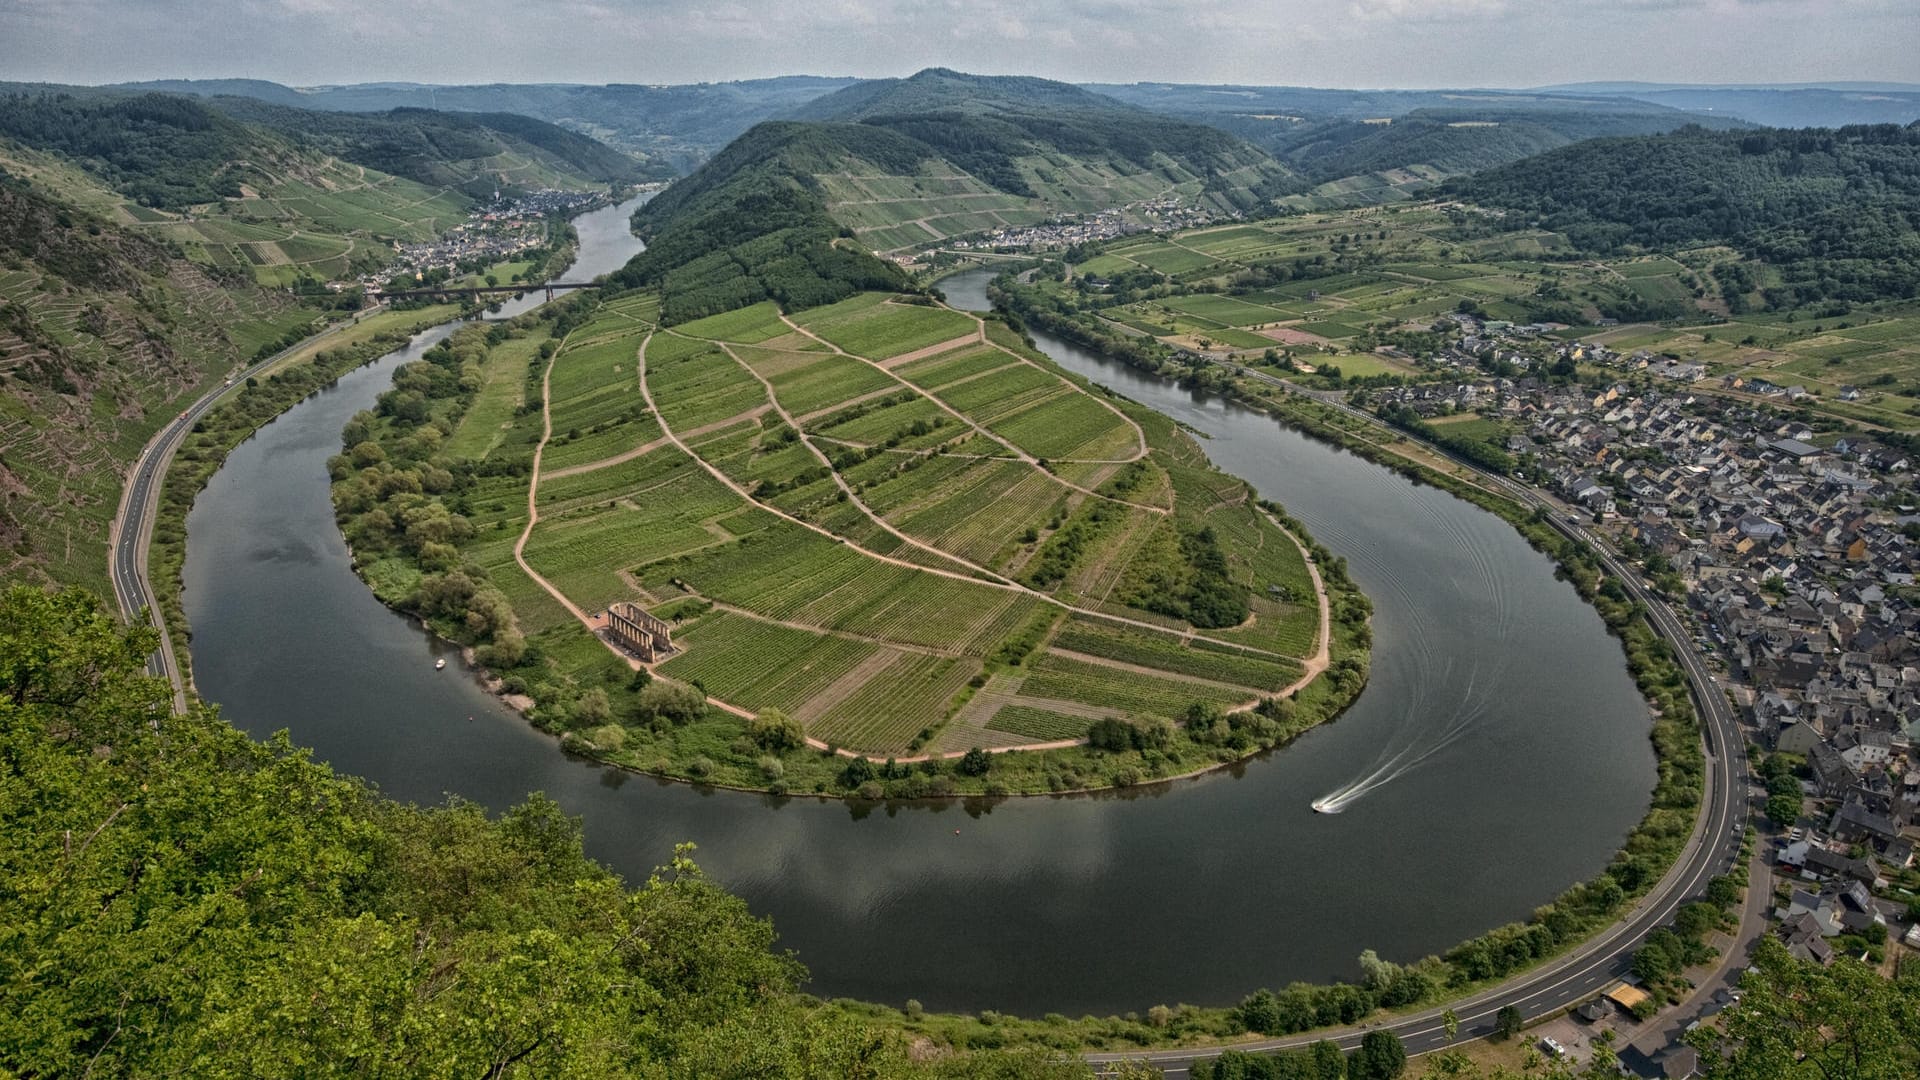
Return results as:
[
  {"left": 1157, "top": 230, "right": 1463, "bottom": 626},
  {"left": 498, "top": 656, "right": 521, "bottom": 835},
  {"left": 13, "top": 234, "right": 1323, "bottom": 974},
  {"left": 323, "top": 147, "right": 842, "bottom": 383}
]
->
[{"left": 465, "top": 287, "right": 1334, "bottom": 759}]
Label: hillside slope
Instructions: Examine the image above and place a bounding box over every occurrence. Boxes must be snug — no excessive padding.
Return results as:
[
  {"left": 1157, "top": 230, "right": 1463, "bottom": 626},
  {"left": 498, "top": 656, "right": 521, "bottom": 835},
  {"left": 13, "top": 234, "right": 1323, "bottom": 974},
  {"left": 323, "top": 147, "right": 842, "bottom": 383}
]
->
[
  {"left": 0, "top": 88, "right": 640, "bottom": 206},
  {"left": 0, "top": 88, "right": 631, "bottom": 287},
  {"left": 1455, "top": 124, "right": 1920, "bottom": 307},
  {"left": 0, "top": 169, "right": 319, "bottom": 589},
  {"left": 637, "top": 68, "right": 1295, "bottom": 267}
]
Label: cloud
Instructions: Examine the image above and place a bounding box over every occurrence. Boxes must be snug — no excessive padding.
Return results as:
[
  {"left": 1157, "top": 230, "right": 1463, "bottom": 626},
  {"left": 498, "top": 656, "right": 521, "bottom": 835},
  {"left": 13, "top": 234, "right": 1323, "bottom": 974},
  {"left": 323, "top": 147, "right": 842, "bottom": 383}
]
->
[{"left": 0, "top": 0, "right": 1913, "bottom": 89}]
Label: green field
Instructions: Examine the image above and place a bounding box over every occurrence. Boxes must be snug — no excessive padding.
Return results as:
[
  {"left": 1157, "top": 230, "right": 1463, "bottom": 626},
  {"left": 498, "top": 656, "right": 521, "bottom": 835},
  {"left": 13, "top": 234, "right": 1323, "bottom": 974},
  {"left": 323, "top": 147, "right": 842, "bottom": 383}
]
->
[
  {"left": 1010, "top": 200, "right": 1920, "bottom": 430},
  {"left": 342, "top": 286, "right": 1336, "bottom": 785}
]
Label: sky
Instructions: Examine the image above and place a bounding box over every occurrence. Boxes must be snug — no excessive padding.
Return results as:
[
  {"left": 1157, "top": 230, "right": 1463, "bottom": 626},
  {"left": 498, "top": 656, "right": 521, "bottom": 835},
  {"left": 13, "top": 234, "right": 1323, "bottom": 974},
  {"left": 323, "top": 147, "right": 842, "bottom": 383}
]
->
[{"left": 4, "top": 0, "right": 1917, "bottom": 90}]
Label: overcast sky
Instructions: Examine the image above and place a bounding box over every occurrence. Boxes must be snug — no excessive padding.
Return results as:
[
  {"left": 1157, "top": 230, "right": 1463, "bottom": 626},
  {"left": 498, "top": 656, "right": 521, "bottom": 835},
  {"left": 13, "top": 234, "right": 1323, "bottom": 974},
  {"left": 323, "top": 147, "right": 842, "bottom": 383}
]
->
[{"left": 5, "top": 0, "right": 1916, "bottom": 89}]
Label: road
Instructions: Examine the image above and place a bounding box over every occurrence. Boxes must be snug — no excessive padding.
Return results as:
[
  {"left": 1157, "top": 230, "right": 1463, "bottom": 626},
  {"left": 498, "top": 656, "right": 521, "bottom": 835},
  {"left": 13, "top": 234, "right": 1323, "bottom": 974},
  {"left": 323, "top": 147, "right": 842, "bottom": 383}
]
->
[
  {"left": 1088, "top": 364, "right": 1750, "bottom": 1077},
  {"left": 107, "top": 310, "right": 381, "bottom": 713}
]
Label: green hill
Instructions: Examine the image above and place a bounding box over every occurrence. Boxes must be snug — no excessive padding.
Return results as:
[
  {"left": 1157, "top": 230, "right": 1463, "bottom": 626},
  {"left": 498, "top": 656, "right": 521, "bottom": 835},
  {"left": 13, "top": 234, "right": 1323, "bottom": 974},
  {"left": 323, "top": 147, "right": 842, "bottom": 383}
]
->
[
  {"left": 609, "top": 122, "right": 914, "bottom": 324},
  {"left": 0, "top": 88, "right": 641, "bottom": 207},
  {"left": 1455, "top": 123, "right": 1920, "bottom": 307},
  {"left": 0, "top": 87, "right": 634, "bottom": 288},
  {"left": 615, "top": 69, "right": 1298, "bottom": 322},
  {"left": 784, "top": 68, "right": 1297, "bottom": 245},
  {"left": 202, "top": 99, "right": 643, "bottom": 196},
  {"left": 0, "top": 169, "right": 323, "bottom": 589}
]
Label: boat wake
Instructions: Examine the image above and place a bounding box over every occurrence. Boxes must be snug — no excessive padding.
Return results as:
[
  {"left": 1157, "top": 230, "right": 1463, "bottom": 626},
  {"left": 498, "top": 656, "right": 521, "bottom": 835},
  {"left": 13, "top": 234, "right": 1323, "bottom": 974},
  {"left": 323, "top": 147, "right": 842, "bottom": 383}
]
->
[{"left": 1310, "top": 487, "right": 1517, "bottom": 814}]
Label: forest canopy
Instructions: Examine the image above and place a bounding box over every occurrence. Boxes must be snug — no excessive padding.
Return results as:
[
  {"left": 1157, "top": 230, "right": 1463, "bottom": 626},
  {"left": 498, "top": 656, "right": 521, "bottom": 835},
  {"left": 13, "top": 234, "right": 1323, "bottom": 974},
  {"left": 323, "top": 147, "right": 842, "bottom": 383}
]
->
[
  {"left": 0, "top": 585, "right": 1097, "bottom": 1078},
  {"left": 1453, "top": 124, "right": 1920, "bottom": 308}
]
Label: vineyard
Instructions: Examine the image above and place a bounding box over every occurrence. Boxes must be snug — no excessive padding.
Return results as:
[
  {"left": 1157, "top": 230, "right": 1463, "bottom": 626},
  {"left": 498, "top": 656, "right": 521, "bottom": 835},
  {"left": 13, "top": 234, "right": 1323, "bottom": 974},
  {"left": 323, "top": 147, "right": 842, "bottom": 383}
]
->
[
  {"left": 434, "top": 287, "right": 1335, "bottom": 759},
  {"left": 984, "top": 705, "right": 1095, "bottom": 742},
  {"left": 807, "top": 652, "right": 979, "bottom": 753}
]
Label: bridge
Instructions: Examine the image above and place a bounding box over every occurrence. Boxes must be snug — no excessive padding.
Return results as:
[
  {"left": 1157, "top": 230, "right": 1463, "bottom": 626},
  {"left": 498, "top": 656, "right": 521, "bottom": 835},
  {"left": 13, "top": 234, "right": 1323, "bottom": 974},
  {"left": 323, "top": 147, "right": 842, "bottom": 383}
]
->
[{"left": 377, "top": 281, "right": 599, "bottom": 301}]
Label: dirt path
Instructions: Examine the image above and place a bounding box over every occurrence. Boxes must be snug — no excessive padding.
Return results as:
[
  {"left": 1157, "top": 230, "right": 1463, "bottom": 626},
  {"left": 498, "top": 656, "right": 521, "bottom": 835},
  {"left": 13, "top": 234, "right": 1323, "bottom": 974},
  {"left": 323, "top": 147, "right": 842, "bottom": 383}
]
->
[
  {"left": 1047, "top": 648, "right": 1267, "bottom": 711},
  {"left": 639, "top": 333, "right": 1293, "bottom": 660},
  {"left": 540, "top": 435, "right": 671, "bottom": 480},
  {"left": 778, "top": 314, "right": 1162, "bottom": 515},
  {"left": 512, "top": 331, "right": 616, "bottom": 637},
  {"left": 709, "top": 337, "right": 1004, "bottom": 583},
  {"left": 876, "top": 330, "right": 983, "bottom": 369},
  {"left": 792, "top": 385, "right": 906, "bottom": 427}
]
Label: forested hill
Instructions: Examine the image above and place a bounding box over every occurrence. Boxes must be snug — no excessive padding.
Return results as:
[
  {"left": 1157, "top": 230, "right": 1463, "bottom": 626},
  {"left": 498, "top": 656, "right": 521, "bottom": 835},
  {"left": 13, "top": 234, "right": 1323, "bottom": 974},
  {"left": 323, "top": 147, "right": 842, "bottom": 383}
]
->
[
  {"left": 0, "top": 586, "right": 1103, "bottom": 1077},
  {"left": 613, "top": 68, "right": 1301, "bottom": 323},
  {"left": 790, "top": 68, "right": 1294, "bottom": 203},
  {"left": 200, "top": 98, "right": 644, "bottom": 192},
  {"left": 0, "top": 87, "right": 641, "bottom": 207},
  {"left": 608, "top": 121, "right": 913, "bottom": 324},
  {"left": 1260, "top": 107, "right": 1738, "bottom": 183},
  {"left": 1455, "top": 124, "right": 1920, "bottom": 307}
]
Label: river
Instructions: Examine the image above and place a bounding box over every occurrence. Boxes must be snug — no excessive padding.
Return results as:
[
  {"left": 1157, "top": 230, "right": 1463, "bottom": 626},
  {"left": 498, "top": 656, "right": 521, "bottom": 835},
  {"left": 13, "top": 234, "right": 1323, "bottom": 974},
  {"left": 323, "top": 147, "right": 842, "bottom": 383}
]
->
[{"left": 180, "top": 234, "right": 1654, "bottom": 1017}]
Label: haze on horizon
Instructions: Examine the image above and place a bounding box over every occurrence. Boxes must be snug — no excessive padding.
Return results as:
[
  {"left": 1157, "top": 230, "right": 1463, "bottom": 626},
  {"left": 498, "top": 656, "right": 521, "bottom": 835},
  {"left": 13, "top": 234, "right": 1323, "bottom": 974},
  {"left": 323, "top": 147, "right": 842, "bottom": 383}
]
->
[{"left": 4, "top": 0, "right": 1917, "bottom": 92}]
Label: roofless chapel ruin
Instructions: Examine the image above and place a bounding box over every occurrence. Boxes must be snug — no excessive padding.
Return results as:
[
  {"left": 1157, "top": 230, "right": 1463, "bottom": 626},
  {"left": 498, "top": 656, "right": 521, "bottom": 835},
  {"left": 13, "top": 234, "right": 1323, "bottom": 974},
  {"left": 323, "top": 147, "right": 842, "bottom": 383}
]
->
[{"left": 605, "top": 601, "right": 674, "bottom": 662}]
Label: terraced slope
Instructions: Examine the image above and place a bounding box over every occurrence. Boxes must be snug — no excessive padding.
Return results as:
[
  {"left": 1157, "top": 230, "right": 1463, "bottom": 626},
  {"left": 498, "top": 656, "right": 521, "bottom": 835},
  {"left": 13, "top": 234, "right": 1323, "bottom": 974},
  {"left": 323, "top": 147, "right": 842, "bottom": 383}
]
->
[{"left": 0, "top": 171, "right": 317, "bottom": 589}]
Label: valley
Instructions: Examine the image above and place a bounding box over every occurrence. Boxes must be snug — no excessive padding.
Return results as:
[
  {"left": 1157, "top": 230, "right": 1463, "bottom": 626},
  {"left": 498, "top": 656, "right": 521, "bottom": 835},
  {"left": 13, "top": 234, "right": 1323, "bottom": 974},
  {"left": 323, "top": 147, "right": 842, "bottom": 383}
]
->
[{"left": 3, "top": 27, "right": 1918, "bottom": 1075}]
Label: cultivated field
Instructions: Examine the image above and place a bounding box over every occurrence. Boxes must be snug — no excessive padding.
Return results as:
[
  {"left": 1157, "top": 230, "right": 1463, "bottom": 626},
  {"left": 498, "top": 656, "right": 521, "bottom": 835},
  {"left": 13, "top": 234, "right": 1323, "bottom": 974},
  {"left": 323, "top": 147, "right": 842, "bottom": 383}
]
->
[
  {"left": 1039, "top": 202, "right": 1920, "bottom": 430},
  {"left": 477, "top": 289, "right": 1327, "bottom": 755}
]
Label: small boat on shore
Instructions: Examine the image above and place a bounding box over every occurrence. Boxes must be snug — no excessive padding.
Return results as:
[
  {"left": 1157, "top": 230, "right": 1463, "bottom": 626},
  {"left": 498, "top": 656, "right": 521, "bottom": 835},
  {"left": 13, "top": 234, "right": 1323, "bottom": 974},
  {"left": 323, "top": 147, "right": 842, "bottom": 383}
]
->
[{"left": 434, "top": 658, "right": 446, "bottom": 671}]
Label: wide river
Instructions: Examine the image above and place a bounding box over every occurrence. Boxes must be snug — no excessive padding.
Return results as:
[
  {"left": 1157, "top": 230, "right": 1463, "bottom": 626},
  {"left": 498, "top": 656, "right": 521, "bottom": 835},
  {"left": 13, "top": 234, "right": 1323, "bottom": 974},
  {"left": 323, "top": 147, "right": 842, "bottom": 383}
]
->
[{"left": 182, "top": 221, "right": 1653, "bottom": 1015}]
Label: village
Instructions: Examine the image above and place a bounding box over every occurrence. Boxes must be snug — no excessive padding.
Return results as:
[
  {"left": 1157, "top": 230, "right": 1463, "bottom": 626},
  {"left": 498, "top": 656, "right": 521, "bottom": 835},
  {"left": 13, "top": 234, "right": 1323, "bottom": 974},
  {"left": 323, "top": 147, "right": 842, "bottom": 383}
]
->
[
  {"left": 354, "top": 188, "right": 607, "bottom": 293},
  {"left": 948, "top": 194, "right": 1234, "bottom": 253},
  {"left": 1359, "top": 323, "right": 1920, "bottom": 996}
]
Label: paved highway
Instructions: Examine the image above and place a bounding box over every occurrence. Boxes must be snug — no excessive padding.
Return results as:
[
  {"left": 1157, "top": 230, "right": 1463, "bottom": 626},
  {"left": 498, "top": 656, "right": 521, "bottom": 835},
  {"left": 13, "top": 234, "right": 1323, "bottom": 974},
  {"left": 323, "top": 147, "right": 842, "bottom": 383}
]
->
[
  {"left": 1088, "top": 365, "right": 1749, "bottom": 1077},
  {"left": 108, "top": 311, "right": 379, "bottom": 713}
]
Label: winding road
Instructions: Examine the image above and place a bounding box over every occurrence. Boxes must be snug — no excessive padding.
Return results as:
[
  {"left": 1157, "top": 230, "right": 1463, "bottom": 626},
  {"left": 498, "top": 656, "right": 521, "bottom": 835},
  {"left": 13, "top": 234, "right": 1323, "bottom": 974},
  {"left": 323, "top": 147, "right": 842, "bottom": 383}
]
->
[
  {"left": 108, "top": 311, "right": 381, "bottom": 713},
  {"left": 1086, "top": 362, "right": 1749, "bottom": 1077}
]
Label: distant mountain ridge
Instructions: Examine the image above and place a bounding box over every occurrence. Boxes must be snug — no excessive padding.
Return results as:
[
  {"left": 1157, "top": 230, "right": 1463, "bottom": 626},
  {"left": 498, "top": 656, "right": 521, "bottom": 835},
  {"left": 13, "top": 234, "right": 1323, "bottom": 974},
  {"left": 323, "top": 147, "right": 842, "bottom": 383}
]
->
[
  {"left": 636, "top": 69, "right": 1294, "bottom": 258},
  {"left": 113, "top": 76, "right": 860, "bottom": 174},
  {"left": 0, "top": 85, "right": 642, "bottom": 206},
  {"left": 613, "top": 70, "right": 1296, "bottom": 324}
]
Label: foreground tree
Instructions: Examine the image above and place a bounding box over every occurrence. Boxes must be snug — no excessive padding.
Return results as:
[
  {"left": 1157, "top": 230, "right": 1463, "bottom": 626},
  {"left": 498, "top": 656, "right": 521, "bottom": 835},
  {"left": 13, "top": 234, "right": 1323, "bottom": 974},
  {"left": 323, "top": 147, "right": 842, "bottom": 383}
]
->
[
  {"left": 0, "top": 587, "right": 1099, "bottom": 1078},
  {"left": 1689, "top": 937, "right": 1920, "bottom": 1079}
]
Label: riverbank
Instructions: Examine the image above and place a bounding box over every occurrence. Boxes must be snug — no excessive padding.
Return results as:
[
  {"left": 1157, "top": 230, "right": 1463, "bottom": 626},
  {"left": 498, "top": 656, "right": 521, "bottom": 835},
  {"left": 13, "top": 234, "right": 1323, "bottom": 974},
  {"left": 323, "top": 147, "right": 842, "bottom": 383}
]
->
[{"left": 145, "top": 304, "right": 467, "bottom": 686}]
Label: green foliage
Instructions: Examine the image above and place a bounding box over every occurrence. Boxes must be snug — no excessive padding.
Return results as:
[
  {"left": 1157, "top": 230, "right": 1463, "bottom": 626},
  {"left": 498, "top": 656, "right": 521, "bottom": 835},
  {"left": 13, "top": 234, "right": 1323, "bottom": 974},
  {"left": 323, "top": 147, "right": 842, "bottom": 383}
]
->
[
  {"left": 749, "top": 708, "right": 807, "bottom": 752},
  {"left": 1347, "top": 1030, "right": 1406, "bottom": 1080},
  {"left": 1117, "top": 520, "right": 1251, "bottom": 629},
  {"left": 1456, "top": 124, "right": 1920, "bottom": 307},
  {"left": 0, "top": 584, "right": 1116, "bottom": 1077},
  {"left": 0, "top": 90, "right": 256, "bottom": 206},
  {"left": 1689, "top": 938, "right": 1920, "bottom": 1079},
  {"left": 1493, "top": 1004, "right": 1524, "bottom": 1041}
]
